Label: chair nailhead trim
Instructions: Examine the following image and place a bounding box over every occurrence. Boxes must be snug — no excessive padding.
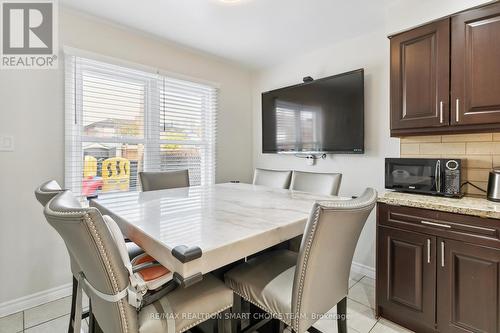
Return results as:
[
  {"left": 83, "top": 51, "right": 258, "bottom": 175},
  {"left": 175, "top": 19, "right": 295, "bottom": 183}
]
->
[
  {"left": 175, "top": 305, "right": 232, "bottom": 333},
  {"left": 84, "top": 213, "right": 130, "bottom": 333},
  {"left": 293, "top": 206, "right": 321, "bottom": 332},
  {"left": 227, "top": 288, "right": 291, "bottom": 326}
]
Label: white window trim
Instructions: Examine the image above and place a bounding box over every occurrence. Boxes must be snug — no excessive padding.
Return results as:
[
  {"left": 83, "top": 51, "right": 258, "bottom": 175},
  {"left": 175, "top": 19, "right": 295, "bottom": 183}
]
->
[
  {"left": 65, "top": 51, "right": 218, "bottom": 194},
  {"left": 63, "top": 46, "right": 221, "bottom": 89}
]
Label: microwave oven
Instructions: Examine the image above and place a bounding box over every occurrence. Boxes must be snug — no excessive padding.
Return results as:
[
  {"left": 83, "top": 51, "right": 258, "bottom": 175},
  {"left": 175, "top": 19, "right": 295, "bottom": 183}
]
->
[{"left": 385, "top": 158, "right": 462, "bottom": 197}]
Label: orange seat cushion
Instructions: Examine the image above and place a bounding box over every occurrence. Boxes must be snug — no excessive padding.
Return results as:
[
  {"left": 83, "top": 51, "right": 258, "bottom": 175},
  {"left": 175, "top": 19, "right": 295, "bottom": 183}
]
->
[
  {"left": 133, "top": 254, "right": 170, "bottom": 281},
  {"left": 137, "top": 265, "right": 170, "bottom": 281},
  {"left": 134, "top": 254, "right": 155, "bottom": 265}
]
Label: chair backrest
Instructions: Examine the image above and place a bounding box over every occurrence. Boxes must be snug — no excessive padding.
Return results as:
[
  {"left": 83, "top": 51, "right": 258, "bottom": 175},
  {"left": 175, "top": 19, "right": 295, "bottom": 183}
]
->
[
  {"left": 34, "top": 180, "right": 84, "bottom": 276},
  {"left": 291, "top": 188, "right": 377, "bottom": 333},
  {"left": 43, "top": 190, "right": 138, "bottom": 333},
  {"left": 139, "top": 169, "right": 190, "bottom": 192},
  {"left": 252, "top": 168, "right": 292, "bottom": 189},
  {"left": 35, "top": 180, "right": 64, "bottom": 206},
  {"left": 290, "top": 171, "right": 342, "bottom": 196}
]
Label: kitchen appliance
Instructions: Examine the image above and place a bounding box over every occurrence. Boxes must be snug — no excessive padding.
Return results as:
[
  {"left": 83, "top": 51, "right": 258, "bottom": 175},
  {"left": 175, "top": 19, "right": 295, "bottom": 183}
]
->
[
  {"left": 487, "top": 168, "right": 500, "bottom": 202},
  {"left": 261, "top": 69, "right": 364, "bottom": 154},
  {"left": 385, "top": 158, "right": 462, "bottom": 197}
]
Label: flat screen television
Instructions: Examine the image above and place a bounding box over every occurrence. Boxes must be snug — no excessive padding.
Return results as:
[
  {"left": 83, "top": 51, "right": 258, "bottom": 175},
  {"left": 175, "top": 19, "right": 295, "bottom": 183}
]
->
[{"left": 261, "top": 69, "right": 364, "bottom": 154}]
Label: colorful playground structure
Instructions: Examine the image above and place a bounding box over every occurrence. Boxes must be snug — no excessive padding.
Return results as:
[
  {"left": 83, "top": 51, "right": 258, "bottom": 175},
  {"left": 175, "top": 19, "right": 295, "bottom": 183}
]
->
[{"left": 82, "top": 156, "right": 130, "bottom": 196}]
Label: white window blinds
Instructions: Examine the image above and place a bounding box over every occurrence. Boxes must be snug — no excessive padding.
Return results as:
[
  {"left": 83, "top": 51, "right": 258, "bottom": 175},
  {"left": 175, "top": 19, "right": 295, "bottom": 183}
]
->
[{"left": 65, "top": 55, "right": 217, "bottom": 197}]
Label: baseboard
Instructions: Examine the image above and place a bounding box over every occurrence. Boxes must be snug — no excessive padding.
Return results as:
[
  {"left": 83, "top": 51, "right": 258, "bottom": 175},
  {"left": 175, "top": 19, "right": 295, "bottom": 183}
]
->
[
  {"left": 0, "top": 263, "right": 374, "bottom": 318},
  {"left": 0, "top": 282, "right": 72, "bottom": 318},
  {"left": 351, "top": 261, "right": 376, "bottom": 279}
]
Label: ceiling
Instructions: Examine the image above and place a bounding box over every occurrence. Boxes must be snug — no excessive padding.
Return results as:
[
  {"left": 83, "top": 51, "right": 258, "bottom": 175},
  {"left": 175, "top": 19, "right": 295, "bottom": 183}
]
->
[{"left": 60, "top": 0, "right": 387, "bottom": 69}]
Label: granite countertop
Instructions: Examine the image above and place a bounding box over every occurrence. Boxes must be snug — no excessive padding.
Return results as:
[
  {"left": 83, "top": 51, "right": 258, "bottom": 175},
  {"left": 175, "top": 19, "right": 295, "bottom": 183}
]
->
[{"left": 378, "top": 191, "right": 500, "bottom": 219}]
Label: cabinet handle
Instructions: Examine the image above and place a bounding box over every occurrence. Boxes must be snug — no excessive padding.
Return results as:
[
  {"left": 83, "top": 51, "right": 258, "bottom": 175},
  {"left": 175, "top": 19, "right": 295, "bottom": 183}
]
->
[
  {"left": 441, "top": 241, "right": 445, "bottom": 267},
  {"left": 421, "top": 220, "right": 451, "bottom": 229},
  {"left": 456, "top": 99, "right": 460, "bottom": 122},
  {"left": 439, "top": 101, "right": 444, "bottom": 124},
  {"left": 427, "top": 239, "right": 431, "bottom": 264}
]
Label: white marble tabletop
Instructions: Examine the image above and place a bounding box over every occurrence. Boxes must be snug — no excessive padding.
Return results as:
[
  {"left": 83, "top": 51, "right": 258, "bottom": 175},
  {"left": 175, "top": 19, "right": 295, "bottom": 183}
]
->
[{"left": 90, "top": 183, "right": 346, "bottom": 283}]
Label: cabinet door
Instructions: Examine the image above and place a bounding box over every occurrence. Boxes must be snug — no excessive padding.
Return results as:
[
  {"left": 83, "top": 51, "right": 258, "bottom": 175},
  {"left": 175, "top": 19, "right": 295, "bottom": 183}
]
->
[
  {"left": 437, "top": 239, "right": 500, "bottom": 333},
  {"left": 451, "top": 2, "right": 500, "bottom": 125},
  {"left": 390, "top": 19, "right": 450, "bottom": 131},
  {"left": 377, "top": 226, "right": 436, "bottom": 332}
]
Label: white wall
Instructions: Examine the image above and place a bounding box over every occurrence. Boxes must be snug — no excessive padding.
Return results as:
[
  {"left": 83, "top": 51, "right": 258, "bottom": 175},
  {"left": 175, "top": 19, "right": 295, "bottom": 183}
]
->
[
  {"left": 252, "top": 30, "right": 399, "bottom": 270},
  {"left": 0, "top": 8, "right": 253, "bottom": 309},
  {"left": 251, "top": 0, "right": 492, "bottom": 270}
]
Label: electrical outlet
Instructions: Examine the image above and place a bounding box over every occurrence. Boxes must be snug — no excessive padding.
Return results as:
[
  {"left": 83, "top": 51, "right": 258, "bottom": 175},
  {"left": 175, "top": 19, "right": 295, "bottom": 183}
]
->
[{"left": 0, "top": 135, "right": 14, "bottom": 152}]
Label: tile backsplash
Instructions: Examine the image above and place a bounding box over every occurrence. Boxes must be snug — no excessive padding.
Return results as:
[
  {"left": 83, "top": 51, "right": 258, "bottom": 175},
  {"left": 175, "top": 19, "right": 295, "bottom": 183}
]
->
[{"left": 400, "top": 133, "right": 500, "bottom": 196}]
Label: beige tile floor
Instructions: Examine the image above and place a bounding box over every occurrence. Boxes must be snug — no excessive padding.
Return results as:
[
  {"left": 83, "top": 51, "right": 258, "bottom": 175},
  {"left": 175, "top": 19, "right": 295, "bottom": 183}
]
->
[{"left": 0, "top": 275, "right": 413, "bottom": 333}]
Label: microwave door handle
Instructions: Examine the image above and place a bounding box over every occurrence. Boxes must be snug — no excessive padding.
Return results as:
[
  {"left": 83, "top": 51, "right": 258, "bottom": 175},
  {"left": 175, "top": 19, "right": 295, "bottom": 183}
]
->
[
  {"left": 438, "top": 160, "right": 442, "bottom": 192},
  {"left": 435, "top": 160, "right": 441, "bottom": 193}
]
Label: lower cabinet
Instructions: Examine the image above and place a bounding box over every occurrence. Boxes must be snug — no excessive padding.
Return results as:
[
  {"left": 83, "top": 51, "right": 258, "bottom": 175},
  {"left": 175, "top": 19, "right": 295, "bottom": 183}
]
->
[
  {"left": 437, "top": 239, "right": 500, "bottom": 333},
  {"left": 377, "top": 227, "right": 437, "bottom": 332},
  {"left": 377, "top": 203, "right": 500, "bottom": 333}
]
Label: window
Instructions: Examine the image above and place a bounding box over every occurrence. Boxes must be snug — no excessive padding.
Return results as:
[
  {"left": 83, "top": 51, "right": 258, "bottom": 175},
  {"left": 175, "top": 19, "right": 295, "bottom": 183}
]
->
[{"left": 65, "top": 55, "right": 217, "bottom": 197}]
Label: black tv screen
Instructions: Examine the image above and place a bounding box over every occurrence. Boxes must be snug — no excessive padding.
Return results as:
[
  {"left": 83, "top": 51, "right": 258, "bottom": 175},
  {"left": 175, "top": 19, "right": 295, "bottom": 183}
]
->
[{"left": 262, "top": 69, "right": 364, "bottom": 154}]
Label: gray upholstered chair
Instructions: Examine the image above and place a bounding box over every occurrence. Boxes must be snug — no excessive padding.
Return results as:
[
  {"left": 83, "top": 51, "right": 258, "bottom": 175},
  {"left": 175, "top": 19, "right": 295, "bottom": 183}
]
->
[
  {"left": 252, "top": 168, "right": 292, "bottom": 189},
  {"left": 42, "top": 189, "right": 233, "bottom": 333},
  {"left": 35, "top": 181, "right": 150, "bottom": 332},
  {"left": 35, "top": 180, "right": 144, "bottom": 259},
  {"left": 225, "top": 188, "right": 377, "bottom": 333},
  {"left": 139, "top": 170, "right": 190, "bottom": 192},
  {"left": 35, "top": 180, "right": 65, "bottom": 206},
  {"left": 35, "top": 181, "right": 90, "bottom": 332},
  {"left": 290, "top": 171, "right": 342, "bottom": 196}
]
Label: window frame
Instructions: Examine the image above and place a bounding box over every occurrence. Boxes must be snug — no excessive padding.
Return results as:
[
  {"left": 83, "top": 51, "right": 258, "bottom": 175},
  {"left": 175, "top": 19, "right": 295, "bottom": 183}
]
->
[{"left": 65, "top": 53, "right": 217, "bottom": 196}]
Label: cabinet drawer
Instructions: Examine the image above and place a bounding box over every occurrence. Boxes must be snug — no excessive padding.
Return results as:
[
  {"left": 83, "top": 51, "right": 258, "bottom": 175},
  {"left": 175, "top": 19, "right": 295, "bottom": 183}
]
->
[{"left": 378, "top": 203, "right": 500, "bottom": 248}]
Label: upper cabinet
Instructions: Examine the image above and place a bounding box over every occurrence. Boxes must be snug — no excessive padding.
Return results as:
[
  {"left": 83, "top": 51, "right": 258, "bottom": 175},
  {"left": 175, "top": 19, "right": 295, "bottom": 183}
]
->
[
  {"left": 390, "top": 19, "right": 450, "bottom": 131},
  {"left": 451, "top": 4, "right": 500, "bottom": 126},
  {"left": 389, "top": 2, "right": 500, "bottom": 137}
]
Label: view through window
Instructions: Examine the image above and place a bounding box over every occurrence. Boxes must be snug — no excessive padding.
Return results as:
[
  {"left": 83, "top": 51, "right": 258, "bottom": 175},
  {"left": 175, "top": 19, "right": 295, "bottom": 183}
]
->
[{"left": 65, "top": 55, "right": 217, "bottom": 197}]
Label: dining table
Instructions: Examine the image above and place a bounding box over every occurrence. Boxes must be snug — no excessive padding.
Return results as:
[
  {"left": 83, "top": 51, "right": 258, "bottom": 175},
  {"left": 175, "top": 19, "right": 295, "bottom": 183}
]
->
[{"left": 90, "top": 182, "right": 346, "bottom": 287}]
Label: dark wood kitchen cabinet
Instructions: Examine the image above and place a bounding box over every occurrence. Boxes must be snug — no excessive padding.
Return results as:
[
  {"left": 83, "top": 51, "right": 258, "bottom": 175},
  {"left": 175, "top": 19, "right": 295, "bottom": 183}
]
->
[
  {"left": 437, "top": 239, "right": 500, "bottom": 333},
  {"left": 377, "top": 203, "right": 500, "bottom": 333},
  {"left": 377, "top": 226, "right": 437, "bottom": 332},
  {"left": 451, "top": 4, "right": 500, "bottom": 126},
  {"left": 390, "top": 19, "right": 450, "bottom": 132},
  {"left": 389, "top": 1, "right": 500, "bottom": 136}
]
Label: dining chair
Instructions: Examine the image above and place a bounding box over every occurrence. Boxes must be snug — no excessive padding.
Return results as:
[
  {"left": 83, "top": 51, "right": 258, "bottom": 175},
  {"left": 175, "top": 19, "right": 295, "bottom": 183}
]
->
[
  {"left": 35, "top": 181, "right": 90, "bottom": 331},
  {"left": 287, "top": 171, "right": 343, "bottom": 252},
  {"left": 35, "top": 180, "right": 144, "bottom": 260},
  {"left": 139, "top": 170, "right": 190, "bottom": 192},
  {"left": 252, "top": 168, "right": 292, "bottom": 189},
  {"left": 35, "top": 180, "right": 151, "bottom": 332},
  {"left": 225, "top": 188, "right": 377, "bottom": 333},
  {"left": 290, "top": 171, "right": 342, "bottom": 196},
  {"left": 42, "top": 189, "right": 233, "bottom": 333}
]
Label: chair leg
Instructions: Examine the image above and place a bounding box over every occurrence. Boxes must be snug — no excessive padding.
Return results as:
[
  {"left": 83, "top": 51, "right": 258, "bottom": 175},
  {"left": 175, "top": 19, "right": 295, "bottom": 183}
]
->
[
  {"left": 88, "top": 302, "right": 104, "bottom": 333},
  {"left": 68, "top": 277, "right": 77, "bottom": 333},
  {"left": 308, "top": 326, "right": 323, "bottom": 333},
  {"left": 215, "top": 308, "right": 231, "bottom": 333},
  {"left": 88, "top": 302, "right": 94, "bottom": 333},
  {"left": 231, "top": 294, "right": 242, "bottom": 333},
  {"left": 272, "top": 319, "right": 285, "bottom": 333},
  {"left": 337, "top": 297, "right": 347, "bottom": 333}
]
